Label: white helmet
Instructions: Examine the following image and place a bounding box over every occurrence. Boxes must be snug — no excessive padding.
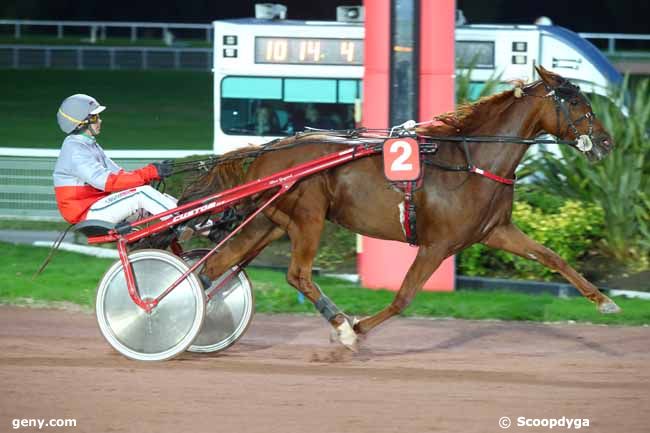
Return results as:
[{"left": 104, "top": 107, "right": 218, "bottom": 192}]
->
[{"left": 56, "top": 94, "right": 106, "bottom": 134}]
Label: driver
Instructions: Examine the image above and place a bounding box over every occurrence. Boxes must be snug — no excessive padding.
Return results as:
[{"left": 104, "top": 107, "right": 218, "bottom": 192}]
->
[{"left": 53, "top": 94, "right": 177, "bottom": 225}]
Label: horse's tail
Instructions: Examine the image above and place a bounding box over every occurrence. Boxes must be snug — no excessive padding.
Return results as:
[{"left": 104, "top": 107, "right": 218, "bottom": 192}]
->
[
  {"left": 129, "top": 146, "right": 258, "bottom": 251},
  {"left": 179, "top": 146, "right": 258, "bottom": 205}
]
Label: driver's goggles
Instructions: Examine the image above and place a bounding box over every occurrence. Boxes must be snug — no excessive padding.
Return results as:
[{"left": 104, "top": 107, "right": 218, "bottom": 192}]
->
[{"left": 85, "top": 114, "right": 100, "bottom": 124}]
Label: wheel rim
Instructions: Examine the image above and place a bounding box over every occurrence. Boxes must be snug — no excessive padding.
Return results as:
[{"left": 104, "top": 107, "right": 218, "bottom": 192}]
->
[
  {"left": 96, "top": 249, "right": 205, "bottom": 361},
  {"left": 181, "top": 250, "right": 254, "bottom": 353}
]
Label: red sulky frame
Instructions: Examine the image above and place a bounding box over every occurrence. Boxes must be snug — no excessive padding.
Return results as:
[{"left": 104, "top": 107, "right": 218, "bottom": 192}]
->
[{"left": 87, "top": 145, "right": 378, "bottom": 313}]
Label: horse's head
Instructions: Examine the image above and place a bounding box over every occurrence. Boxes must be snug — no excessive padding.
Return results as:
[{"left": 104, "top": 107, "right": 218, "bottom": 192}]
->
[{"left": 532, "top": 65, "right": 613, "bottom": 161}]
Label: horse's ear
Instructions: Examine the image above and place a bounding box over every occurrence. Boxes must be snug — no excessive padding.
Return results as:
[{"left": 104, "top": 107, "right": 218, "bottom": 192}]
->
[{"left": 535, "top": 65, "right": 557, "bottom": 86}]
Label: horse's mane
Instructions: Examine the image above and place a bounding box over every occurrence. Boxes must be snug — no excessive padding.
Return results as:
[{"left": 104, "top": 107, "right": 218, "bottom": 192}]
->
[{"left": 417, "top": 80, "right": 527, "bottom": 135}]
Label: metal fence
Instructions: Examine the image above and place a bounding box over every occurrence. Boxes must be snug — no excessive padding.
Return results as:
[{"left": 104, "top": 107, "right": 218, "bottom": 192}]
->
[
  {"left": 3, "top": 19, "right": 649, "bottom": 57},
  {"left": 0, "top": 19, "right": 213, "bottom": 44},
  {"left": 0, "top": 44, "right": 212, "bottom": 70},
  {"left": 579, "top": 32, "right": 650, "bottom": 58},
  {"left": 0, "top": 157, "right": 150, "bottom": 220}
]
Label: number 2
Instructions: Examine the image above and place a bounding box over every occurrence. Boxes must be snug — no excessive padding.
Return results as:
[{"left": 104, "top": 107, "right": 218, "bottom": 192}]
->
[{"left": 390, "top": 141, "right": 413, "bottom": 171}]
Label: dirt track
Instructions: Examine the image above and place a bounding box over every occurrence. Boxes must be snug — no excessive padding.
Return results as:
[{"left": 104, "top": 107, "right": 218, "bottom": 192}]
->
[{"left": 0, "top": 305, "right": 648, "bottom": 433}]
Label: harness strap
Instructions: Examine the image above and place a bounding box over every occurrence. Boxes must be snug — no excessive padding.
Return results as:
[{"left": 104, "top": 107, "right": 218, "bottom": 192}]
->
[
  {"left": 402, "top": 181, "right": 418, "bottom": 246},
  {"left": 469, "top": 166, "right": 516, "bottom": 185}
]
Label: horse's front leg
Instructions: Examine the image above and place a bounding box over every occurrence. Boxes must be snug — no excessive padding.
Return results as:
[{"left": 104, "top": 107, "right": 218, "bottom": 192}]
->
[
  {"left": 353, "top": 244, "right": 448, "bottom": 335},
  {"left": 482, "top": 223, "right": 620, "bottom": 313}
]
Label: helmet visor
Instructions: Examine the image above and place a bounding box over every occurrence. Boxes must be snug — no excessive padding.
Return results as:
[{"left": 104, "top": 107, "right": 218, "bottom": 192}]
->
[{"left": 90, "top": 105, "right": 106, "bottom": 115}]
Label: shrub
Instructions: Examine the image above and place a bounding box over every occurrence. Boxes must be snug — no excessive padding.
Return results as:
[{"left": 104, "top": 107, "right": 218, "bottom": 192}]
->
[
  {"left": 458, "top": 199, "right": 605, "bottom": 280},
  {"left": 315, "top": 222, "right": 357, "bottom": 271}
]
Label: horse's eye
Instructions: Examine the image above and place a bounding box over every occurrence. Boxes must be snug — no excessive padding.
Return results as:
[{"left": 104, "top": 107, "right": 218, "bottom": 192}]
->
[{"left": 570, "top": 99, "right": 580, "bottom": 106}]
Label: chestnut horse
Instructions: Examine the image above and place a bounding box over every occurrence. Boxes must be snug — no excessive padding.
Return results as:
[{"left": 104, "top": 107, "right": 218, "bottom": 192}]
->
[{"left": 178, "top": 66, "right": 620, "bottom": 350}]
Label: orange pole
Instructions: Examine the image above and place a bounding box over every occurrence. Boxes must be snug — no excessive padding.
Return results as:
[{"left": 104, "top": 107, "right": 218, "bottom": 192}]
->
[{"left": 359, "top": 0, "right": 456, "bottom": 291}]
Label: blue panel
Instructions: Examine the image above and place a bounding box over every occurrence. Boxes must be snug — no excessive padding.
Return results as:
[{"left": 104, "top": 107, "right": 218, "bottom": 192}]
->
[
  {"left": 338, "top": 80, "right": 359, "bottom": 103},
  {"left": 284, "top": 79, "right": 337, "bottom": 103},
  {"left": 468, "top": 82, "right": 511, "bottom": 101},
  {"left": 222, "top": 77, "right": 282, "bottom": 99},
  {"left": 468, "top": 83, "right": 484, "bottom": 101}
]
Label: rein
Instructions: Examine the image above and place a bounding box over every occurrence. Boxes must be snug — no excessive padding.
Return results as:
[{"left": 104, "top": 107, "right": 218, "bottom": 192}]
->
[
  {"left": 168, "top": 138, "right": 290, "bottom": 176},
  {"left": 414, "top": 134, "right": 576, "bottom": 185},
  {"left": 168, "top": 130, "right": 578, "bottom": 186}
]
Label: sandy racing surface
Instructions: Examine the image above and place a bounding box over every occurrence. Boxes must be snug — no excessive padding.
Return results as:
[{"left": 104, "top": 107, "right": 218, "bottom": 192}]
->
[{"left": 0, "top": 305, "right": 648, "bottom": 433}]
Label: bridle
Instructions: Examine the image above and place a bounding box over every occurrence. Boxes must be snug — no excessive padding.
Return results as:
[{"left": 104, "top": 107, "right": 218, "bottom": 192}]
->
[{"left": 533, "top": 79, "right": 596, "bottom": 152}]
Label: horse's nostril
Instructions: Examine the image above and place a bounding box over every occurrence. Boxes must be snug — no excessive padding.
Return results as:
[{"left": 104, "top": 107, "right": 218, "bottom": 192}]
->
[{"left": 602, "top": 139, "right": 610, "bottom": 148}]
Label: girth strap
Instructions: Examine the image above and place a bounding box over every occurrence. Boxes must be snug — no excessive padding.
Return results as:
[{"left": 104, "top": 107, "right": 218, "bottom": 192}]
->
[{"left": 402, "top": 180, "right": 418, "bottom": 246}]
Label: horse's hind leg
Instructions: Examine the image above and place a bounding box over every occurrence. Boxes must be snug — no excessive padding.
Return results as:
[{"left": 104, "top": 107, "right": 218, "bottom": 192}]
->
[
  {"left": 482, "top": 223, "right": 620, "bottom": 313},
  {"left": 264, "top": 198, "right": 358, "bottom": 349},
  {"left": 202, "top": 214, "right": 285, "bottom": 279},
  {"left": 354, "top": 244, "right": 448, "bottom": 335}
]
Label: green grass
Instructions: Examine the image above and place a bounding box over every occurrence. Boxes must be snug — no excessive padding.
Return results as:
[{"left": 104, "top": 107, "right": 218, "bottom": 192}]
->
[
  {"left": 1, "top": 242, "right": 112, "bottom": 306},
  {"left": 250, "top": 268, "right": 650, "bottom": 325},
  {"left": 0, "top": 69, "right": 213, "bottom": 150},
  {"left": 0, "top": 219, "right": 70, "bottom": 231},
  {"left": 2, "top": 242, "right": 650, "bottom": 325}
]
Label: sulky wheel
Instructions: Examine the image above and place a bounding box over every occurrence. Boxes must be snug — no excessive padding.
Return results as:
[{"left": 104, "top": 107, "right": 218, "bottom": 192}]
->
[
  {"left": 95, "top": 249, "right": 205, "bottom": 361},
  {"left": 180, "top": 249, "right": 255, "bottom": 353}
]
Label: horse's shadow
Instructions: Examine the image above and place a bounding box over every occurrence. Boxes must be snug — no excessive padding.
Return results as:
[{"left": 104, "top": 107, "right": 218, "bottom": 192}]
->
[
  {"left": 177, "top": 317, "right": 313, "bottom": 360},
  {"left": 178, "top": 318, "right": 621, "bottom": 362},
  {"left": 354, "top": 321, "right": 621, "bottom": 360}
]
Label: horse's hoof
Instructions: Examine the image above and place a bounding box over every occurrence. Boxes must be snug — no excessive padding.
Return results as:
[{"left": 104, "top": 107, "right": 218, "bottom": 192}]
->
[
  {"left": 336, "top": 320, "right": 359, "bottom": 352},
  {"left": 599, "top": 299, "right": 621, "bottom": 314}
]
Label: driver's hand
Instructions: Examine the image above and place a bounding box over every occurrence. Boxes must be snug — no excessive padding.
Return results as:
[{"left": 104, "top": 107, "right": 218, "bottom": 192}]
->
[{"left": 152, "top": 160, "right": 173, "bottom": 179}]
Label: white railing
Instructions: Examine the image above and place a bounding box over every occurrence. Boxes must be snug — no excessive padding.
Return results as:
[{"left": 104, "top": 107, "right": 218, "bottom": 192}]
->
[
  {"left": 3, "top": 19, "right": 649, "bottom": 59},
  {"left": 0, "top": 148, "right": 212, "bottom": 158},
  {"left": 0, "top": 150, "right": 213, "bottom": 220},
  {"left": 0, "top": 156, "right": 161, "bottom": 220},
  {"left": 0, "top": 150, "right": 213, "bottom": 219},
  {"left": 0, "top": 19, "right": 213, "bottom": 44},
  {"left": 578, "top": 32, "right": 650, "bottom": 58}
]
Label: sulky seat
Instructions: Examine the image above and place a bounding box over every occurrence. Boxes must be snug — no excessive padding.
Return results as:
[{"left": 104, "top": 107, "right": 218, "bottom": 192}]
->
[{"left": 72, "top": 219, "right": 116, "bottom": 237}]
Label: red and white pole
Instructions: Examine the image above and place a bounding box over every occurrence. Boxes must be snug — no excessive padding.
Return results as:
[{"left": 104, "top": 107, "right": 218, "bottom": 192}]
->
[{"left": 359, "top": 0, "right": 456, "bottom": 291}]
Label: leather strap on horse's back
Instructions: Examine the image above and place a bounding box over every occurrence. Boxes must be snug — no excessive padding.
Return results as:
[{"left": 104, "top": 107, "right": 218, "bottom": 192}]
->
[{"left": 400, "top": 180, "right": 418, "bottom": 246}]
